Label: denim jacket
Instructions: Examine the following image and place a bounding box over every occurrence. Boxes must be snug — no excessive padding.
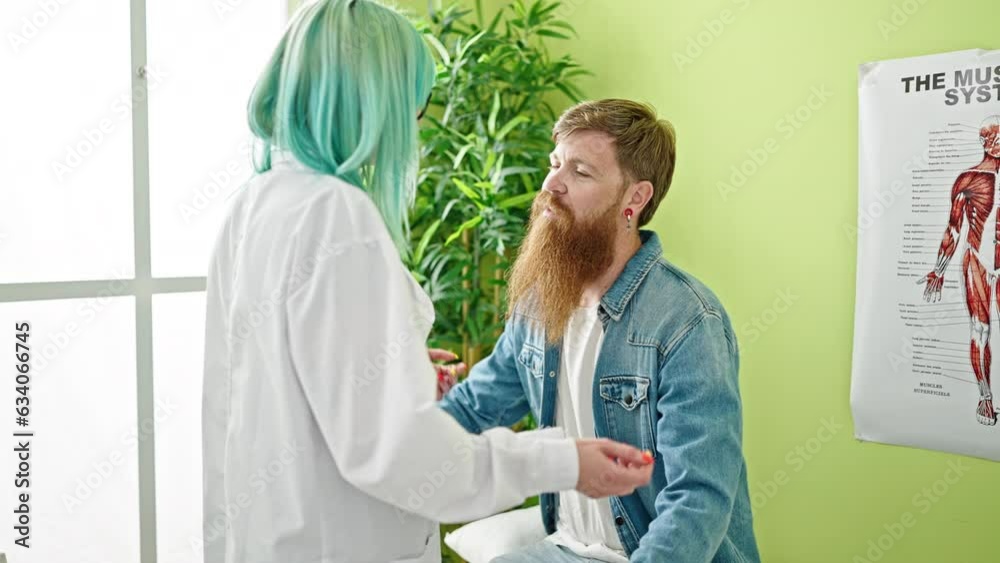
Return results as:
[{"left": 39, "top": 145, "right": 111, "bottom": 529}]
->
[{"left": 439, "top": 230, "right": 760, "bottom": 563}]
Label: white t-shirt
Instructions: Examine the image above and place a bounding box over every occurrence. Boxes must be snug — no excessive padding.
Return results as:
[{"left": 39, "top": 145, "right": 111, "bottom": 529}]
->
[{"left": 546, "top": 304, "right": 630, "bottom": 563}]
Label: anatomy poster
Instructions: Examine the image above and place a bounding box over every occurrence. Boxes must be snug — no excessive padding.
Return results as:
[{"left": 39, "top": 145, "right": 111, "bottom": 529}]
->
[{"left": 852, "top": 49, "right": 1000, "bottom": 461}]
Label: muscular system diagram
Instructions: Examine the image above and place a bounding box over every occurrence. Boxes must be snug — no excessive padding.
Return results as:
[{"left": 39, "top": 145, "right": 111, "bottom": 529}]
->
[{"left": 921, "top": 115, "right": 1000, "bottom": 426}]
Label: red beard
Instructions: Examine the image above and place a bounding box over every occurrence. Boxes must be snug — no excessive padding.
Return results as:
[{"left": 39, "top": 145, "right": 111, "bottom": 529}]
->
[{"left": 506, "top": 191, "right": 619, "bottom": 344}]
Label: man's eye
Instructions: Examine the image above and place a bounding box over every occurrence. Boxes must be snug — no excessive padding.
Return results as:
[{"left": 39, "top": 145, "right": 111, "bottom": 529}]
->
[
  {"left": 548, "top": 164, "right": 560, "bottom": 171},
  {"left": 575, "top": 169, "right": 590, "bottom": 177}
]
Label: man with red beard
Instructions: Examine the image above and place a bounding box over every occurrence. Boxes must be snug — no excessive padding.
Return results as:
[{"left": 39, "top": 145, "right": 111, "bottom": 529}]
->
[{"left": 439, "top": 99, "right": 759, "bottom": 563}]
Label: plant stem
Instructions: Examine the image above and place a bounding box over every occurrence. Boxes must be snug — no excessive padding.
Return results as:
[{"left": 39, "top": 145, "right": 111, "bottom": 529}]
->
[
  {"left": 493, "top": 257, "right": 503, "bottom": 339},
  {"left": 461, "top": 228, "right": 471, "bottom": 363}
]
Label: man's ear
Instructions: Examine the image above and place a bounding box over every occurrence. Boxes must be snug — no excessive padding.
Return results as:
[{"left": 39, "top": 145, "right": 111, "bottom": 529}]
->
[{"left": 627, "top": 180, "right": 655, "bottom": 218}]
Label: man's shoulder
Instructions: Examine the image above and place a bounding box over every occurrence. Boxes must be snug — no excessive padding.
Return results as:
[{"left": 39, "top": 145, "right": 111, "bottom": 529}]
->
[
  {"left": 631, "top": 257, "right": 734, "bottom": 354},
  {"left": 644, "top": 257, "right": 727, "bottom": 314}
]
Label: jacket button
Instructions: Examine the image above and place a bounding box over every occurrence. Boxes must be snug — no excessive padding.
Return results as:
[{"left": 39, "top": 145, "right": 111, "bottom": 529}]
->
[
  {"left": 624, "top": 395, "right": 634, "bottom": 406},
  {"left": 549, "top": 370, "right": 556, "bottom": 378},
  {"left": 614, "top": 516, "right": 625, "bottom": 526}
]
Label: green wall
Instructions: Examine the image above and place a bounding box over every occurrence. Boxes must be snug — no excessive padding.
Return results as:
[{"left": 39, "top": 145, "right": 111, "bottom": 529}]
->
[{"left": 435, "top": 0, "right": 997, "bottom": 561}]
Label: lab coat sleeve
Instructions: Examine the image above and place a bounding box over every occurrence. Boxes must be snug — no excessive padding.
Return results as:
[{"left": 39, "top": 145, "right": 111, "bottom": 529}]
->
[{"left": 284, "top": 237, "right": 579, "bottom": 523}]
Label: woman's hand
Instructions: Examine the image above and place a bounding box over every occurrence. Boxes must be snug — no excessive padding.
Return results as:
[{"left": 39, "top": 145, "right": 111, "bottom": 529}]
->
[
  {"left": 429, "top": 348, "right": 466, "bottom": 400},
  {"left": 575, "top": 439, "right": 655, "bottom": 498}
]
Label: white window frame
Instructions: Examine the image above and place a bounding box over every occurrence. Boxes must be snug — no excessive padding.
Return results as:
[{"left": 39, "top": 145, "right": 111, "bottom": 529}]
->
[
  {"left": 0, "top": 1, "right": 243, "bottom": 560},
  {"left": 0, "top": 2, "right": 305, "bottom": 560}
]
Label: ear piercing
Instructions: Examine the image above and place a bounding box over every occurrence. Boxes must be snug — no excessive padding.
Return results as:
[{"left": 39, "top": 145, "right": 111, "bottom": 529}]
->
[{"left": 624, "top": 208, "right": 633, "bottom": 230}]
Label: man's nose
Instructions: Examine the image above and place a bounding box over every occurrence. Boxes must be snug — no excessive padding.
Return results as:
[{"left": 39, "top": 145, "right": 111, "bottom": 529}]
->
[{"left": 542, "top": 171, "right": 567, "bottom": 195}]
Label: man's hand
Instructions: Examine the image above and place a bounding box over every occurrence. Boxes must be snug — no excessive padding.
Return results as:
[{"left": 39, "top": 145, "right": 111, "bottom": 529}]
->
[
  {"left": 429, "top": 348, "right": 466, "bottom": 400},
  {"left": 575, "top": 439, "right": 654, "bottom": 498}
]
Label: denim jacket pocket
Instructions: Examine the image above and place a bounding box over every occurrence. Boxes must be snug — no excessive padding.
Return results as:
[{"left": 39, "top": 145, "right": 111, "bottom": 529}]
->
[
  {"left": 598, "top": 375, "right": 656, "bottom": 457},
  {"left": 517, "top": 343, "right": 545, "bottom": 378}
]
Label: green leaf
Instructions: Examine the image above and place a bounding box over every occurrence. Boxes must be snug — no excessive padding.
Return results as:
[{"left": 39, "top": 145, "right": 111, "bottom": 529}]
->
[
  {"left": 520, "top": 173, "right": 534, "bottom": 191},
  {"left": 564, "top": 81, "right": 586, "bottom": 99},
  {"left": 452, "top": 144, "right": 474, "bottom": 170},
  {"left": 424, "top": 33, "right": 451, "bottom": 67},
  {"left": 481, "top": 150, "right": 497, "bottom": 179},
  {"left": 547, "top": 21, "right": 576, "bottom": 34},
  {"left": 413, "top": 219, "right": 442, "bottom": 266},
  {"left": 467, "top": 315, "right": 482, "bottom": 342},
  {"left": 497, "top": 191, "right": 538, "bottom": 209},
  {"left": 487, "top": 91, "right": 501, "bottom": 136},
  {"left": 486, "top": 8, "right": 504, "bottom": 33},
  {"left": 496, "top": 115, "right": 530, "bottom": 140},
  {"left": 494, "top": 166, "right": 539, "bottom": 190},
  {"left": 430, "top": 254, "right": 457, "bottom": 287},
  {"left": 527, "top": 0, "right": 542, "bottom": 26},
  {"left": 553, "top": 81, "right": 581, "bottom": 102},
  {"left": 563, "top": 68, "right": 593, "bottom": 79},
  {"left": 498, "top": 166, "right": 540, "bottom": 177},
  {"left": 440, "top": 198, "right": 460, "bottom": 222},
  {"left": 425, "top": 114, "right": 468, "bottom": 142},
  {"left": 458, "top": 29, "right": 488, "bottom": 61},
  {"left": 536, "top": 28, "right": 570, "bottom": 40},
  {"left": 445, "top": 216, "right": 484, "bottom": 246},
  {"left": 536, "top": 2, "right": 562, "bottom": 20},
  {"left": 453, "top": 178, "right": 485, "bottom": 210},
  {"left": 511, "top": 0, "right": 528, "bottom": 19},
  {"left": 489, "top": 153, "right": 506, "bottom": 186}
]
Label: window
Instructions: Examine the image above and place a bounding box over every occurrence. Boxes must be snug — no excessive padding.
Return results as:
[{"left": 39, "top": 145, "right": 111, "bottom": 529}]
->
[
  {"left": 148, "top": 0, "right": 287, "bottom": 278},
  {"left": 0, "top": 298, "right": 140, "bottom": 561},
  {"left": 0, "top": 1, "right": 287, "bottom": 560},
  {"left": 1, "top": 2, "right": 134, "bottom": 284}
]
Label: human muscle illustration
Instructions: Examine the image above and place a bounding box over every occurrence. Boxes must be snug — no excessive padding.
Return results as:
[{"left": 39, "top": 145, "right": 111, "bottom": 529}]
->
[{"left": 922, "top": 116, "right": 1000, "bottom": 426}]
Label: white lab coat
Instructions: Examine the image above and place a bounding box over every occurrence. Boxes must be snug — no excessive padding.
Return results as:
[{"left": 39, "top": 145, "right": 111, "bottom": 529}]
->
[{"left": 201, "top": 153, "right": 579, "bottom": 563}]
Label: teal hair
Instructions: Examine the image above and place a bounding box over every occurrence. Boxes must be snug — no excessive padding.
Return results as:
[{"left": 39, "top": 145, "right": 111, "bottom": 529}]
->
[{"left": 247, "top": 0, "right": 436, "bottom": 254}]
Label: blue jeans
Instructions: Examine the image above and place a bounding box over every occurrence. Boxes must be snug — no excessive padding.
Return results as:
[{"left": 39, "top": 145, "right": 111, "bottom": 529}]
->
[{"left": 489, "top": 541, "right": 608, "bottom": 563}]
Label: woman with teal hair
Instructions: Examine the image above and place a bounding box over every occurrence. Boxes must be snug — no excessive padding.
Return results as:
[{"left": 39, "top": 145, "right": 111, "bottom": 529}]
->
[{"left": 201, "top": 1, "right": 652, "bottom": 562}]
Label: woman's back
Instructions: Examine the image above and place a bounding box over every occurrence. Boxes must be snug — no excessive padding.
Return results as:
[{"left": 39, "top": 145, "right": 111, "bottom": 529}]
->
[{"left": 201, "top": 156, "right": 439, "bottom": 563}]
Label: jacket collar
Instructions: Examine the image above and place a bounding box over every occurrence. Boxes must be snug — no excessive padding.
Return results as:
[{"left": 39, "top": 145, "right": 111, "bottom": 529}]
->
[{"left": 598, "top": 230, "right": 662, "bottom": 324}]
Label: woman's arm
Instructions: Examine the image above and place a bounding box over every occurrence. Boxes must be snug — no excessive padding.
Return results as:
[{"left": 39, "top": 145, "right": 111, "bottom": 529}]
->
[{"left": 284, "top": 237, "right": 579, "bottom": 522}]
